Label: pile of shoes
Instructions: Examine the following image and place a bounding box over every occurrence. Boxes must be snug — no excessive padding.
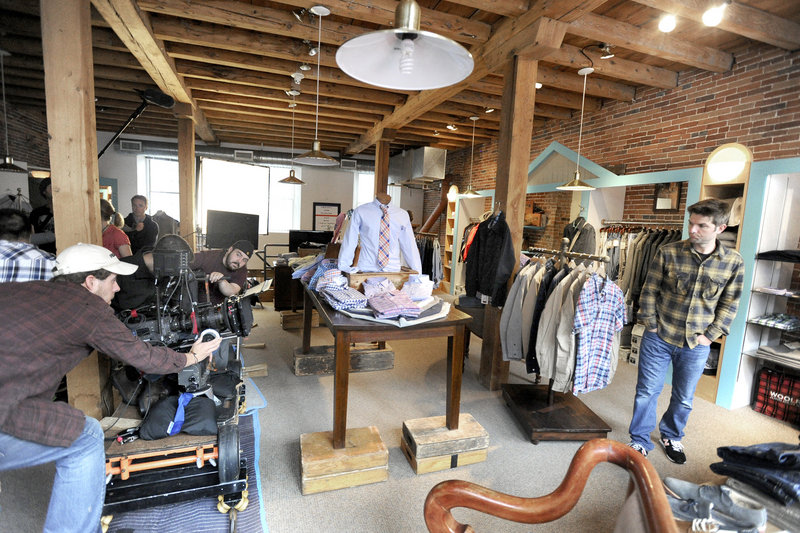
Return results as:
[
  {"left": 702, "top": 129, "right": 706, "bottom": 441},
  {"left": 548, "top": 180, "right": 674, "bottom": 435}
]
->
[{"left": 664, "top": 477, "right": 767, "bottom": 532}]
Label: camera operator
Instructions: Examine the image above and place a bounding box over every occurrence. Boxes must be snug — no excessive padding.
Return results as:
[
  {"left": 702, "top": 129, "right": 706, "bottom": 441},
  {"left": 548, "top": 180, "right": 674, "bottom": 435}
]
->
[
  {"left": 191, "top": 239, "right": 254, "bottom": 305},
  {"left": 113, "top": 234, "right": 193, "bottom": 311},
  {"left": 0, "top": 243, "right": 222, "bottom": 533}
]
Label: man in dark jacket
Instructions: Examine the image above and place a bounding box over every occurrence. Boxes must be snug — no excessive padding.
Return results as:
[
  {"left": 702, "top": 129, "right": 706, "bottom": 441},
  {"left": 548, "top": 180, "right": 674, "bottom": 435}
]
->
[
  {"left": 0, "top": 243, "right": 220, "bottom": 533},
  {"left": 124, "top": 194, "right": 159, "bottom": 254}
]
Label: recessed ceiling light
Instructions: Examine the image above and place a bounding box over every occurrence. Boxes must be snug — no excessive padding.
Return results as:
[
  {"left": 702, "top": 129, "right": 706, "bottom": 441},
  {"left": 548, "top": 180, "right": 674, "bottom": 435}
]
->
[
  {"left": 484, "top": 108, "right": 494, "bottom": 114},
  {"left": 535, "top": 82, "right": 543, "bottom": 89},
  {"left": 446, "top": 124, "right": 457, "bottom": 131}
]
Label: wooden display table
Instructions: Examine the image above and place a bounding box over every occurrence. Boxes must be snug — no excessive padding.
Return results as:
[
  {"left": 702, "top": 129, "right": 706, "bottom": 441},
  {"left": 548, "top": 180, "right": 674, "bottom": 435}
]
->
[{"left": 298, "top": 285, "right": 475, "bottom": 492}]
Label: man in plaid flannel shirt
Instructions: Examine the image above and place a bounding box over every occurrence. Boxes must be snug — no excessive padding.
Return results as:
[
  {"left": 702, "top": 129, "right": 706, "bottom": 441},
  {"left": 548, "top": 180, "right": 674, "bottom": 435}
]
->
[{"left": 627, "top": 199, "right": 744, "bottom": 464}]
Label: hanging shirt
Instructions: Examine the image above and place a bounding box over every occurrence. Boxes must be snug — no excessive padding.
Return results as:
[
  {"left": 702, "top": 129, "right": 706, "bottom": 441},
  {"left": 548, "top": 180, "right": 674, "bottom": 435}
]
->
[
  {"left": 573, "top": 274, "right": 626, "bottom": 394},
  {"left": 0, "top": 240, "right": 56, "bottom": 282},
  {"left": 338, "top": 199, "right": 422, "bottom": 274}
]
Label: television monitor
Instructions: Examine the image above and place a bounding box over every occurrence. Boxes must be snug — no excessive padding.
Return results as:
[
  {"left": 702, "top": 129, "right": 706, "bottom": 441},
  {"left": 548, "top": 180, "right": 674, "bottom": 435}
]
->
[
  {"left": 206, "top": 210, "right": 259, "bottom": 249},
  {"left": 288, "top": 230, "right": 332, "bottom": 252}
]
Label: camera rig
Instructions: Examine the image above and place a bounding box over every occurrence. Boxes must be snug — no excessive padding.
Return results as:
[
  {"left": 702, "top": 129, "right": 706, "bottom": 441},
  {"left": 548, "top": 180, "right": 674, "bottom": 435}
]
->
[{"left": 104, "top": 248, "right": 254, "bottom": 528}]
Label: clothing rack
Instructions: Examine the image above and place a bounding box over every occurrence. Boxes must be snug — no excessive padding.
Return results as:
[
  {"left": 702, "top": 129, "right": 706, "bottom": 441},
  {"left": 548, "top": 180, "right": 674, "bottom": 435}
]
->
[
  {"left": 601, "top": 219, "right": 683, "bottom": 226},
  {"left": 502, "top": 237, "right": 612, "bottom": 444},
  {"left": 415, "top": 231, "right": 438, "bottom": 237}
]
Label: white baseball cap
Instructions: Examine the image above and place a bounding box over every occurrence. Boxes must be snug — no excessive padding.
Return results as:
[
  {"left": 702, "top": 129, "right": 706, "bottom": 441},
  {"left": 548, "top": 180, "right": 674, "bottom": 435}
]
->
[{"left": 53, "top": 243, "right": 138, "bottom": 277}]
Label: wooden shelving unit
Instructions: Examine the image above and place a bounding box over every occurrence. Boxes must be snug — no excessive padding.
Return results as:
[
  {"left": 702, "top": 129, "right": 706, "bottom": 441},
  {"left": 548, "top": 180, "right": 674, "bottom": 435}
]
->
[{"left": 441, "top": 199, "right": 456, "bottom": 293}]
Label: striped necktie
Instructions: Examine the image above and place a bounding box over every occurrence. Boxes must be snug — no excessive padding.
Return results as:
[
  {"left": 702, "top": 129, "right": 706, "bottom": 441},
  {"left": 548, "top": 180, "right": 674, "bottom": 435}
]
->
[{"left": 378, "top": 204, "right": 390, "bottom": 268}]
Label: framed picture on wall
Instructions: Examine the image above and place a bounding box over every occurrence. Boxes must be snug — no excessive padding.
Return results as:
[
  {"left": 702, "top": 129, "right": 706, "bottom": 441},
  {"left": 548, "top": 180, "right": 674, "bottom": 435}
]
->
[
  {"left": 653, "top": 182, "right": 682, "bottom": 212},
  {"left": 313, "top": 202, "right": 340, "bottom": 231}
]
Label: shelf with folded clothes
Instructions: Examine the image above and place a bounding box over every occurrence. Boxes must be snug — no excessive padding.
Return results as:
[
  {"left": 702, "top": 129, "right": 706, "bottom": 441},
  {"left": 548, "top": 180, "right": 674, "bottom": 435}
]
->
[
  {"left": 746, "top": 313, "right": 800, "bottom": 332},
  {"left": 752, "top": 287, "right": 800, "bottom": 299},
  {"left": 742, "top": 347, "right": 800, "bottom": 372}
]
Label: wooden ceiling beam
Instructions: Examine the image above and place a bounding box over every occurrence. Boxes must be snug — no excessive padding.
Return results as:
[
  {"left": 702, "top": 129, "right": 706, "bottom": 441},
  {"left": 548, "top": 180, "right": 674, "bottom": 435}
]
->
[
  {"left": 568, "top": 12, "right": 733, "bottom": 72},
  {"left": 90, "top": 0, "right": 217, "bottom": 142},
  {"left": 631, "top": 0, "right": 800, "bottom": 51}
]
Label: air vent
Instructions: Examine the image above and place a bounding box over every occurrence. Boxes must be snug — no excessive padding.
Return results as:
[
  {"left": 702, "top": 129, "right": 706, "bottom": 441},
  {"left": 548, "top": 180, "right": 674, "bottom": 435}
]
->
[
  {"left": 234, "top": 150, "right": 254, "bottom": 162},
  {"left": 340, "top": 159, "right": 358, "bottom": 170},
  {"left": 119, "top": 140, "right": 142, "bottom": 152}
]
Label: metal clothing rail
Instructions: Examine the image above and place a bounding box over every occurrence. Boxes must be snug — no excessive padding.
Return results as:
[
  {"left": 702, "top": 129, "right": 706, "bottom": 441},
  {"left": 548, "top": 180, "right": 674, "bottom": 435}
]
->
[
  {"left": 524, "top": 237, "right": 610, "bottom": 263},
  {"left": 601, "top": 219, "right": 683, "bottom": 226}
]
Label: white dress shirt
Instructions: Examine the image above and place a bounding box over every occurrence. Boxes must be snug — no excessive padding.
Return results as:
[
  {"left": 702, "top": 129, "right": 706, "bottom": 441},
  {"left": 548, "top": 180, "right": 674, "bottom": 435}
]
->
[{"left": 338, "top": 198, "right": 422, "bottom": 274}]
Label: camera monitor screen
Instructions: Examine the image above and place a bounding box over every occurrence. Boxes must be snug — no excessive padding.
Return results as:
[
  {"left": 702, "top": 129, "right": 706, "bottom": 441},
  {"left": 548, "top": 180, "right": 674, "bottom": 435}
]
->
[{"left": 206, "top": 210, "right": 259, "bottom": 250}]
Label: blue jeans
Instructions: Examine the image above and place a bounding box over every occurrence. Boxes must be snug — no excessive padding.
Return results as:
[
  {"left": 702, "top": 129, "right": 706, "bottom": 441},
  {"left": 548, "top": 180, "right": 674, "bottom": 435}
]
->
[
  {"left": 0, "top": 416, "right": 105, "bottom": 533},
  {"left": 628, "top": 330, "right": 709, "bottom": 452}
]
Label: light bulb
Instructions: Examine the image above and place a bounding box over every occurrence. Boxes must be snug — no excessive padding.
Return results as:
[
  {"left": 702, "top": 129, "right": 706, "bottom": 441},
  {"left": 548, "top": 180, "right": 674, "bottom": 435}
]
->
[
  {"left": 399, "top": 38, "right": 414, "bottom": 75},
  {"left": 291, "top": 70, "right": 305, "bottom": 82},
  {"left": 658, "top": 14, "right": 677, "bottom": 32},
  {"left": 702, "top": 4, "right": 726, "bottom": 27},
  {"left": 535, "top": 82, "right": 543, "bottom": 89}
]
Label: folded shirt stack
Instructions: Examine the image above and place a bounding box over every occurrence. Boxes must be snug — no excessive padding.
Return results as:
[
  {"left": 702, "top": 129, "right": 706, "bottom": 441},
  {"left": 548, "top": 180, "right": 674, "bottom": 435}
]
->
[
  {"left": 319, "top": 286, "right": 369, "bottom": 311},
  {"left": 368, "top": 290, "right": 421, "bottom": 319},
  {"left": 749, "top": 313, "right": 800, "bottom": 331},
  {"left": 307, "top": 258, "right": 339, "bottom": 290},
  {"left": 362, "top": 276, "right": 395, "bottom": 298},
  {"left": 401, "top": 274, "right": 434, "bottom": 301}
]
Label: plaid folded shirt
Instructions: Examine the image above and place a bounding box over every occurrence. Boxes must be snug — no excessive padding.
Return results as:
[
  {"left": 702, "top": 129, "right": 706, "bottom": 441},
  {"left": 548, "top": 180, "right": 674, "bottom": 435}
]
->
[
  {"left": 320, "top": 286, "right": 368, "bottom": 310},
  {"left": 368, "top": 290, "right": 421, "bottom": 319},
  {"left": 362, "top": 276, "right": 394, "bottom": 298},
  {"left": 638, "top": 239, "right": 744, "bottom": 349},
  {"left": 749, "top": 313, "right": 800, "bottom": 331}
]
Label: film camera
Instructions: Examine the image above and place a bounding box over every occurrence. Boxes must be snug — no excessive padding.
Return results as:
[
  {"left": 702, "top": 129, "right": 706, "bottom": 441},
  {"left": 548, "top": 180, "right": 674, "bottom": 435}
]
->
[{"left": 117, "top": 248, "right": 253, "bottom": 392}]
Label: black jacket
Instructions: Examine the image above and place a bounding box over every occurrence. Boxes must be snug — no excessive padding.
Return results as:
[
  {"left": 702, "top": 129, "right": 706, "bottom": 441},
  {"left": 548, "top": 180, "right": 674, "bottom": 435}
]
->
[
  {"left": 124, "top": 213, "right": 159, "bottom": 254},
  {"left": 464, "top": 212, "right": 516, "bottom": 307}
]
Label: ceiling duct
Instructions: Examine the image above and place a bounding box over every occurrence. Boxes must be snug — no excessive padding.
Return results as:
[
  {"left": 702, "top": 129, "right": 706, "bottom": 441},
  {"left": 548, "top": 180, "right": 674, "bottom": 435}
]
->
[{"left": 388, "top": 147, "right": 446, "bottom": 186}]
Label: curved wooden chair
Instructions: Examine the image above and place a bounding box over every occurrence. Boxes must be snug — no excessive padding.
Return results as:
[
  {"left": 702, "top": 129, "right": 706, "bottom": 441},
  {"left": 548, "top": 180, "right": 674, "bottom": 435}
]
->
[{"left": 424, "top": 438, "right": 678, "bottom": 533}]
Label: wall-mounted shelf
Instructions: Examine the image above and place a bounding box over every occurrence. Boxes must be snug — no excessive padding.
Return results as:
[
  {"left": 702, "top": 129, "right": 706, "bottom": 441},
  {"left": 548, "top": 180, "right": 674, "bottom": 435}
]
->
[{"left": 742, "top": 350, "right": 800, "bottom": 372}]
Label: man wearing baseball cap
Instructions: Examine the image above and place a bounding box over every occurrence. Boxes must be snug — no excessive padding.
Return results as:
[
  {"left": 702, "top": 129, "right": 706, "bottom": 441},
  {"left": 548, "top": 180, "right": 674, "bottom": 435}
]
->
[
  {"left": 0, "top": 243, "right": 222, "bottom": 533},
  {"left": 190, "top": 239, "right": 254, "bottom": 304}
]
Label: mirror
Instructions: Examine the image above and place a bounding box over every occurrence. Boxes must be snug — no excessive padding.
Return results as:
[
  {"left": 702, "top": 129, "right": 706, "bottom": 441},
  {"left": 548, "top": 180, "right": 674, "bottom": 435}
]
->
[{"left": 653, "top": 182, "right": 682, "bottom": 211}]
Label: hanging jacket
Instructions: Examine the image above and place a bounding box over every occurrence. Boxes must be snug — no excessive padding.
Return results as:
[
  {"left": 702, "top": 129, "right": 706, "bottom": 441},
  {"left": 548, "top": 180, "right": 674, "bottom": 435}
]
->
[{"left": 464, "top": 211, "right": 516, "bottom": 307}]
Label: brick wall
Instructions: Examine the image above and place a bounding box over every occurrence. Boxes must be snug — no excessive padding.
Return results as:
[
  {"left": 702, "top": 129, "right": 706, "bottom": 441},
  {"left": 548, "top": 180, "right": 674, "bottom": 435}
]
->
[
  {"left": 0, "top": 105, "right": 50, "bottom": 169},
  {"left": 427, "top": 43, "right": 799, "bottom": 250}
]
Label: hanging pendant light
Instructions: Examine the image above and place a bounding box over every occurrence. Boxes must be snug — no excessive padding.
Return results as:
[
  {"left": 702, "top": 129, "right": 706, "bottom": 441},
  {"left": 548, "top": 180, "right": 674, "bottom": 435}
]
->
[
  {"left": 294, "top": 6, "right": 338, "bottom": 167},
  {"left": 460, "top": 116, "right": 482, "bottom": 198},
  {"left": 0, "top": 50, "right": 26, "bottom": 173},
  {"left": 280, "top": 99, "right": 305, "bottom": 184},
  {"left": 556, "top": 67, "right": 596, "bottom": 191},
  {"left": 335, "top": 0, "right": 473, "bottom": 91}
]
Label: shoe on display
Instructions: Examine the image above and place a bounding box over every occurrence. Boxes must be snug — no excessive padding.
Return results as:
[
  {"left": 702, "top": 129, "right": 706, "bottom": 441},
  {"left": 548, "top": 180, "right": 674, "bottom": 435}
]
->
[
  {"left": 627, "top": 441, "right": 648, "bottom": 457},
  {"left": 664, "top": 477, "right": 767, "bottom": 532},
  {"left": 661, "top": 437, "right": 687, "bottom": 464}
]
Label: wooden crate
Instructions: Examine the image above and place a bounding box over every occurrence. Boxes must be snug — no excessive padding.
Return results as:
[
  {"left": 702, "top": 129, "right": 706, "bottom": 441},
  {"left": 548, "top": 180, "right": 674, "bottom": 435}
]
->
[
  {"left": 401, "top": 413, "right": 488, "bottom": 474},
  {"left": 280, "top": 309, "right": 319, "bottom": 330},
  {"left": 345, "top": 267, "right": 417, "bottom": 291},
  {"left": 293, "top": 344, "right": 394, "bottom": 376},
  {"left": 300, "top": 426, "right": 388, "bottom": 495}
]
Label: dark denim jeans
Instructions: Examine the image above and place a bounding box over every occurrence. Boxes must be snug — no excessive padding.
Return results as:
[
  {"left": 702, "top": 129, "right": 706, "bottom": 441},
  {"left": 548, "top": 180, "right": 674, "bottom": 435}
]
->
[
  {"left": 710, "top": 461, "right": 800, "bottom": 505},
  {"left": 718, "top": 442, "right": 800, "bottom": 470}
]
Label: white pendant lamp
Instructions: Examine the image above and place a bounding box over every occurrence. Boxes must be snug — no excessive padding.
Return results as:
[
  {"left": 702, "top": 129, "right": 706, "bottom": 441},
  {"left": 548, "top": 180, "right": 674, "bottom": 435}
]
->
[
  {"left": 335, "top": 0, "right": 473, "bottom": 91},
  {"left": 556, "top": 67, "right": 596, "bottom": 191},
  {"left": 460, "top": 116, "right": 481, "bottom": 198},
  {"left": 0, "top": 50, "right": 26, "bottom": 173},
  {"left": 294, "top": 6, "right": 338, "bottom": 167},
  {"left": 280, "top": 100, "right": 305, "bottom": 184}
]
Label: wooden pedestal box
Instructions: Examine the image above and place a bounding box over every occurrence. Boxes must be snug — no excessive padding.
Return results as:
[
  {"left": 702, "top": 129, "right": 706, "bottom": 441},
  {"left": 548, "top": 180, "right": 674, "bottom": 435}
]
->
[
  {"left": 280, "top": 310, "right": 319, "bottom": 330},
  {"left": 300, "top": 426, "right": 388, "bottom": 495},
  {"left": 400, "top": 414, "right": 488, "bottom": 474},
  {"left": 293, "top": 344, "right": 394, "bottom": 376},
  {"left": 345, "top": 268, "right": 417, "bottom": 291}
]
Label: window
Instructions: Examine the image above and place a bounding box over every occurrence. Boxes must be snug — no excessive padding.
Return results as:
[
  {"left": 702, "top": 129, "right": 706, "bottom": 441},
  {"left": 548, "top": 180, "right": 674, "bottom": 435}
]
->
[
  {"left": 199, "top": 159, "right": 301, "bottom": 234},
  {"left": 268, "top": 166, "right": 302, "bottom": 233},
  {"left": 199, "top": 158, "right": 270, "bottom": 233},
  {"left": 145, "top": 157, "right": 180, "bottom": 218},
  {"left": 354, "top": 171, "right": 375, "bottom": 207}
]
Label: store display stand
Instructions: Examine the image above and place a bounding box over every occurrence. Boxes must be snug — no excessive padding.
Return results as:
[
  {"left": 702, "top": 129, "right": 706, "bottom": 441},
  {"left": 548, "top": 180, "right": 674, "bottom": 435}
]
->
[{"left": 502, "top": 239, "right": 612, "bottom": 444}]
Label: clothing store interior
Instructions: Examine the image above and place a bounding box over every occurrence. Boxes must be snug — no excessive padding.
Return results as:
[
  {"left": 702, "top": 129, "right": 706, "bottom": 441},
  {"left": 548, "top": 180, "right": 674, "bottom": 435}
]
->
[{"left": 1, "top": 2, "right": 799, "bottom": 532}]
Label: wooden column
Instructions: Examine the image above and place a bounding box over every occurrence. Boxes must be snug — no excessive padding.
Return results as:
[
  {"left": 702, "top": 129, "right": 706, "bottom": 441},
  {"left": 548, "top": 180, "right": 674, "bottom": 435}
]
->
[
  {"left": 41, "top": 0, "right": 107, "bottom": 418},
  {"left": 373, "top": 129, "right": 396, "bottom": 195},
  {"left": 478, "top": 56, "right": 540, "bottom": 391},
  {"left": 177, "top": 105, "right": 196, "bottom": 250}
]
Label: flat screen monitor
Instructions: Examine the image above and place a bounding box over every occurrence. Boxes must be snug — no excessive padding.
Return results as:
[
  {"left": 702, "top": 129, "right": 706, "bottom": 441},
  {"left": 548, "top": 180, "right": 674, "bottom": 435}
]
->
[
  {"left": 288, "top": 230, "right": 332, "bottom": 252},
  {"left": 206, "top": 210, "right": 259, "bottom": 249}
]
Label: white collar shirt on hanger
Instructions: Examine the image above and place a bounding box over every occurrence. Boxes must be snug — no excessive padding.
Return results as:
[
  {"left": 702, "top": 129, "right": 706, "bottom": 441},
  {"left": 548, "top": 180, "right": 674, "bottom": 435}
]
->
[{"left": 338, "top": 198, "right": 422, "bottom": 274}]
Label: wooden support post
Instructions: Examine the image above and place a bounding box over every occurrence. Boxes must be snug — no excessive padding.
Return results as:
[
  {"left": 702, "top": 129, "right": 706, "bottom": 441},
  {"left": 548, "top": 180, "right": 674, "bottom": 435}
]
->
[
  {"left": 41, "top": 0, "right": 107, "bottom": 418},
  {"left": 178, "top": 115, "right": 196, "bottom": 250},
  {"left": 373, "top": 129, "right": 396, "bottom": 195}
]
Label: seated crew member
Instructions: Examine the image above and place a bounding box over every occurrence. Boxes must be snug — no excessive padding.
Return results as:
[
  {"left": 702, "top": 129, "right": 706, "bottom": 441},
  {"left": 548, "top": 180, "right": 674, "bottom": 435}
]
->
[
  {"left": 113, "top": 234, "right": 193, "bottom": 311},
  {"left": 0, "top": 208, "right": 56, "bottom": 282},
  {"left": 0, "top": 243, "right": 222, "bottom": 533},
  {"left": 190, "top": 239, "right": 253, "bottom": 305}
]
